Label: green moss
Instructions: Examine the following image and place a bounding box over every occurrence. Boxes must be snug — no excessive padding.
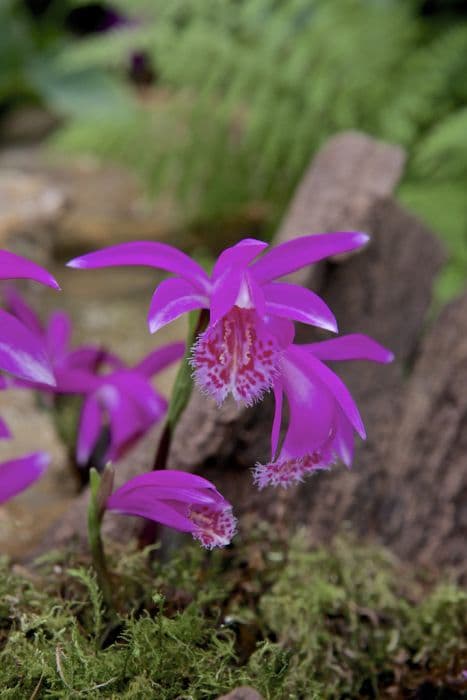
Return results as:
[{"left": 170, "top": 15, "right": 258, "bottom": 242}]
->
[{"left": 0, "top": 532, "right": 466, "bottom": 699}]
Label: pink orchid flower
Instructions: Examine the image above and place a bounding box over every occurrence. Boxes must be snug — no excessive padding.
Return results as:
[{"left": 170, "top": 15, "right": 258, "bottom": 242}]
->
[
  {"left": 0, "top": 251, "right": 59, "bottom": 386},
  {"left": 3, "top": 287, "right": 123, "bottom": 392},
  {"left": 67, "top": 233, "right": 368, "bottom": 405},
  {"left": 0, "top": 452, "right": 50, "bottom": 505},
  {"left": 253, "top": 334, "right": 394, "bottom": 489},
  {"left": 75, "top": 343, "right": 185, "bottom": 466},
  {"left": 106, "top": 470, "right": 236, "bottom": 549}
]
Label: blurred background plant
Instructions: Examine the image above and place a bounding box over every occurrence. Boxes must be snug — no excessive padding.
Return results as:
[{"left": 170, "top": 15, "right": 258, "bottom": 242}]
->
[{"left": 1, "top": 0, "right": 466, "bottom": 300}]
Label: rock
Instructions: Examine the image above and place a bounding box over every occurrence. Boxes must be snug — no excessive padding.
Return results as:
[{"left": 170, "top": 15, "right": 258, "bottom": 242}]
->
[
  {"left": 0, "top": 169, "right": 65, "bottom": 263},
  {"left": 0, "top": 389, "right": 75, "bottom": 558},
  {"left": 216, "top": 687, "right": 264, "bottom": 700},
  {"left": 0, "top": 147, "right": 179, "bottom": 259}
]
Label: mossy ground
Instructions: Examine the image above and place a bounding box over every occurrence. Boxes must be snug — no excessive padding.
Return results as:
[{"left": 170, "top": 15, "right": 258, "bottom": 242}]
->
[{"left": 1, "top": 527, "right": 466, "bottom": 699}]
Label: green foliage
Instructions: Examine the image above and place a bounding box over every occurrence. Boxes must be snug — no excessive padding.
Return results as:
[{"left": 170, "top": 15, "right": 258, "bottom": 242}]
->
[
  {"left": 43, "top": 0, "right": 467, "bottom": 299},
  {"left": 1, "top": 533, "right": 466, "bottom": 698}
]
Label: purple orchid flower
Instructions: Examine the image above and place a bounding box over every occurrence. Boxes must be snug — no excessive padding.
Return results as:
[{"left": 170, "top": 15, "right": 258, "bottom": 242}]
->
[
  {"left": 0, "top": 251, "right": 58, "bottom": 387},
  {"left": 3, "top": 287, "right": 122, "bottom": 392},
  {"left": 67, "top": 233, "right": 369, "bottom": 405},
  {"left": 253, "top": 334, "right": 394, "bottom": 489},
  {"left": 0, "top": 452, "right": 49, "bottom": 505},
  {"left": 107, "top": 470, "right": 236, "bottom": 549},
  {"left": 76, "top": 343, "right": 185, "bottom": 466}
]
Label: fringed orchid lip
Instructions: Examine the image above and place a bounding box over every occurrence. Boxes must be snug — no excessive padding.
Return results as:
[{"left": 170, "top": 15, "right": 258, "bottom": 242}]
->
[{"left": 106, "top": 470, "right": 237, "bottom": 549}]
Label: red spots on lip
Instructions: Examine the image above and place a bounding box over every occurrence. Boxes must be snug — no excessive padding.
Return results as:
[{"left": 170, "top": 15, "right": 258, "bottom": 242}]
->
[
  {"left": 189, "top": 504, "right": 237, "bottom": 549},
  {"left": 253, "top": 452, "right": 334, "bottom": 490},
  {"left": 191, "top": 307, "right": 281, "bottom": 405}
]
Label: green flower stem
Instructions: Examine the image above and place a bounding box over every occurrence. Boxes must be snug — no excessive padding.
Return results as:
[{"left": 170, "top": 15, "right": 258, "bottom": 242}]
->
[{"left": 87, "top": 467, "right": 115, "bottom": 610}]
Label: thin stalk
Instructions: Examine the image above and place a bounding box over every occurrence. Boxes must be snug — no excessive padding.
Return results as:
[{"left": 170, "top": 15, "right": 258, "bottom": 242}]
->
[{"left": 87, "top": 467, "right": 115, "bottom": 610}]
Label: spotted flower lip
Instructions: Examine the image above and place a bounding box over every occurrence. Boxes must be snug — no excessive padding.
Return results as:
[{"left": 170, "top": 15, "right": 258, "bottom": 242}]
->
[
  {"left": 67, "top": 233, "right": 369, "bottom": 404},
  {"left": 106, "top": 470, "right": 237, "bottom": 549},
  {"left": 75, "top": 343, "right": 185, "bottom": 466},
  {"left": 0, "top": 452, "right": 49, "bottom": 505},
  {"left": 253, "top": 334, "right": 394, "bottom": 489}
]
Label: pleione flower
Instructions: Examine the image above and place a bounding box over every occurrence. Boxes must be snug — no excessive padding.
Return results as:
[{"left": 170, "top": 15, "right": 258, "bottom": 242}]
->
[
  {"left": 76, "top": 343, "right": 184, "bottom": 465},
  {"left": 3, "top": 287, "right": 123, "bottom": 392},
  {"left": 0, "top": 252, "right": 59, "bottom": 387},
  {"left": 106, "top": 470, "right": 236, "bottom": 548},
  {"left": 253, "top": 334, "right": 394, "bottom": 489},
  {"left": 67, "top": 232, "right": 369, "bottom": 405},
  {"left": 0, "top": 452, "right": 49, "bottom": 505}
]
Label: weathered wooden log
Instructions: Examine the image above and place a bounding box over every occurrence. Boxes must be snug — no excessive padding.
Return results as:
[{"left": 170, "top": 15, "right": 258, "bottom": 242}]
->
[{"left": 39, "top": 131, "right": 466, "bottom": 577}]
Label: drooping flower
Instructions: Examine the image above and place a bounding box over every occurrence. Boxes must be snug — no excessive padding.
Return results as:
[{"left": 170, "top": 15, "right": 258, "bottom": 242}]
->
[
  {"left": 75, "top": 342, "right": 185, "bottom": 466},
  {"left": 0, "top": 251, "right": 59, "bottom": 387},
  {"left": 253, "top": 334, "right": 394, "bottom": 489},
  {"left": 67, "top": 232, "right": 368, "bottom": 404},
  {"left": 106, "top": 470, "right": 236, "bottom": 549},
  {"left": 0, "top": 452, "right": 50, "bottom": 505}
]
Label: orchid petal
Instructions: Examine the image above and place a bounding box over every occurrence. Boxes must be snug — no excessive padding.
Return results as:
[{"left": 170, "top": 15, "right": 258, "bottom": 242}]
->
[
  {"left": 333, "top": 408, "right": 355, "bottom": 468},
  {"left": 251, "top": 232, "right": 369, "bottom": 283},
  {"left": 4, "top": 286, "right": 43, "bottom": 334},
  {"left": 54, "top": 368, "right": 99, "bottom": 394},
  {"left": 0, "top": 416, "right": 11, "bottom": 439},
  {"left": 77, "top": 396, "right": 102, "bottom": 465},
  {"left": 148, "top": 278, "right": 207, "bottom": 334},
  {"left": 271, "top": 381, "right": 283, "bottom": 460},
  {"left": 111, "top": 469, "right": 223, "bottom": 496},
  {"left": 280, "top": 347, "right": 336, "bottom": 457},
  {"left": 0, "top": 452, "right": 49, "bottom": 504},
  {"left": 67, "top": 241, "right": 210, "bottom": 293},
  {"left": 212, "top": 238, "right": 268, "bottom": 279},
  {"left": 306, "top": 353, "right": 366, "bottom": 438},
  {"left": 0, "top": 309, "right": 55, "bottom": 385},
  {"left": 0, "top": 250, "right": 60, "bottom": 289},
  {"left": 209, "top": 266, "right": 243, "bottom": 325},
  {"left": 264, "top": 282, "right": 338, "bottom": 332},
  {"left": 134, "top": 342, "right": 185, "bottom": 377},
  {"left": 304, "top": 334, "right": 394, "bottom": 363},
  {"left": 46, "top": 311, "right": 72, "bottom": 363}
]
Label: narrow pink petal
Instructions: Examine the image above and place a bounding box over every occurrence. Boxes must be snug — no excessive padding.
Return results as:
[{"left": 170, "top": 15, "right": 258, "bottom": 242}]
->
[
  {"left": 148, "top": 278, "right": 207, "bottom": 334},
  {"left": 0, "top": 250, "right": 60, "bottom": 289},
  {"left": 0, "top": 309, "right": 55, "bottom": 386},
  {"left": 212, "top": 239, "right": 268, "bottom": 279},
  {"left": 4, "top": 286, "right": 43, "bottom": 334},
  {"left": 209, "top": 266, "right": 243, "bottom": 325},
  {"left": 306, "top": 353, "right": 366, "bottom": 439},
  {"left": 46, "top": 311, "right": 72, "bottom": 362},
  {"left": 280, "top": 346, "right": 336, "bottom": 456},
  {"left": 67, "top": 242, "right": 210, "bottom": 293},
  {"left": 54, "top": 368, "right": 99, "bottom": 394},
  {"left": 263, "top": 282, "right": 338, "bottom": 332},
  {"left": 0, "top": 416, "right": 11, "bottom": 439},
  {"left": 251, "top": 232, "right": 369, "bottom": 283},
  {"left": 270, "top": 381, "right": 283, "bottom": 459},
  {"left": 304, "top": 334, "right": 394, "bottom": 363},
  {"left": 0, "top": 452, "right": 49, "bottom": 504},
  {"left": 65, "top": 346, "right": 125, "bottom": 372},
  {"left": 134, "top": 342, "right": 185, "bottom": 377},
  {"left": 333, "top": 408, "right": 355, "bottom": 468},
  {"left": 76, "top": 396, "right": 102, "bottom": 465},
  {"left": 111, "top": 469, "right": 224, "bottom": 496}
]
